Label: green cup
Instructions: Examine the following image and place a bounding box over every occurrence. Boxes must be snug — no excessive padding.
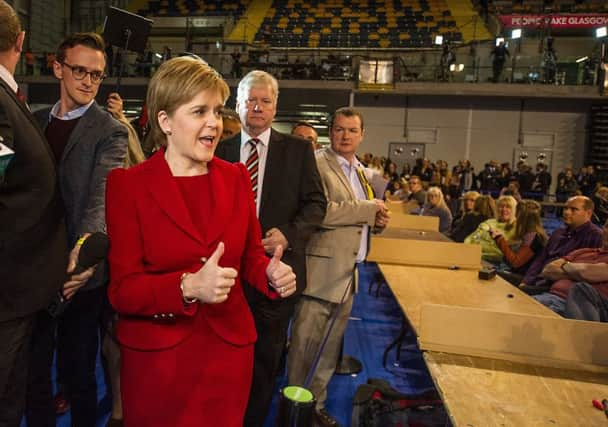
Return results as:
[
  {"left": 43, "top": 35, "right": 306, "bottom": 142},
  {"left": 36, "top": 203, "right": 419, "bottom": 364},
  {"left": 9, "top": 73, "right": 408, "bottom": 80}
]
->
[{"left": 276, "top": 386, "right": 315, "bottom": 427}]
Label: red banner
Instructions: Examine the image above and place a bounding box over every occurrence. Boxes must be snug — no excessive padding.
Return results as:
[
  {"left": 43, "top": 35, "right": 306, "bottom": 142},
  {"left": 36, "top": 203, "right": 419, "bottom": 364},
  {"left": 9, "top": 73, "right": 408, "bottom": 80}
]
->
[{"left": 499, "top": 14, "right": 608, "bottom": 29}]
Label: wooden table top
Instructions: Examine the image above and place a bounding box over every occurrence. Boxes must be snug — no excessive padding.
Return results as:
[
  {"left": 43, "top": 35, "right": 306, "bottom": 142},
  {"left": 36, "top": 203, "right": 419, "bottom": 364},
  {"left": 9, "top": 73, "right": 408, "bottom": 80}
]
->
[
  {"left": 376, "top": 228, "right": 451, "bottom": 242},
  {"left": 375, "top": 227, "right": 608, "bottom": 426},
  {"left": 425, "top": 352, "right": 608, "bottom": 427},
  {"left": 378, "top": 264, "right": 557, "bottom": 335}
]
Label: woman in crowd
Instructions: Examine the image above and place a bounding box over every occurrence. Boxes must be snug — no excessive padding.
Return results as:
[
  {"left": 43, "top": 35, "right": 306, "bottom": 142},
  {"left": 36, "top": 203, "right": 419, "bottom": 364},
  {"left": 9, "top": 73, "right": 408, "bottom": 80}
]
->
[
  {"left": 451, "top": 191, "right": 479, "bottom": 224},
  {"left": 592, "top": 186, "right": 608, "bottom": 226},
  {"left": 489, "top": 199, "right": 547, "bottom": 283},
  {"left": 450, "top": 195, "right": 496, "bottom": 243},
  {"left": 416, "top": 186, "right": 453, "bottom": 233},
  {"left": 464, "top": 195, "right": 517, "bottom": 263},
  {"left": 384, "top": 178, "right": 409, "bottom": 201},
  {"left": 105, "top": 57, "right": 296, "bottom": 427}
]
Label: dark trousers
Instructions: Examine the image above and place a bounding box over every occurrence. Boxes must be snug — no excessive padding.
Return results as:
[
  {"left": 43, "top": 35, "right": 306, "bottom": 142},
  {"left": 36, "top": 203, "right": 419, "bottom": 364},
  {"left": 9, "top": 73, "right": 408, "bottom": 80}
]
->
[
  {"left": 243, "top": 286, "right": 298, "bottom": 427},
  {"left": 565, "top": 282, "right": 608, "bottom": 322},
  {"left": 26, "top": 286, "right": 104, "bottom": 427},
  {"left": 492, "top": 59, "right": 505, "bottom": 82},
  {"left": 0, "top": 315, "right": 34, "bottom": 427},
  {"left": 25, "top": 311, "right": 55, "bottom": 427}
]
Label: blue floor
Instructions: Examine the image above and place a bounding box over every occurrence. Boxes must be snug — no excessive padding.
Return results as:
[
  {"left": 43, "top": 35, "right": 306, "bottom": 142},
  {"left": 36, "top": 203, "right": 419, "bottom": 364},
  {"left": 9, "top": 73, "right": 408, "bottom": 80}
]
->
[
  {"left": 263, "top": 262, "right": 438, "bottom": 427},
  {"left": 45, "top": 262, "right": 439, "bottom": 427}
]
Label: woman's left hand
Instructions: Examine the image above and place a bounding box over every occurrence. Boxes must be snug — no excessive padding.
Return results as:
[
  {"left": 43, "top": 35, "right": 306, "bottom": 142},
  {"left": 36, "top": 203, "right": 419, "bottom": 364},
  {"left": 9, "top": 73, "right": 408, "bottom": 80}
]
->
[{"left": 266, "top": 246, "right": 296, "bottom": 298}]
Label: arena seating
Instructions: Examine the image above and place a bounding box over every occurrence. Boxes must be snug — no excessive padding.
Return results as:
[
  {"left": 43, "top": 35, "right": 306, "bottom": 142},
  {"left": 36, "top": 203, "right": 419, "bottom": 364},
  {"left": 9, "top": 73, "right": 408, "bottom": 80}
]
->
[{"left": 255, "top": 0, "right": 463, "bottom": 48}]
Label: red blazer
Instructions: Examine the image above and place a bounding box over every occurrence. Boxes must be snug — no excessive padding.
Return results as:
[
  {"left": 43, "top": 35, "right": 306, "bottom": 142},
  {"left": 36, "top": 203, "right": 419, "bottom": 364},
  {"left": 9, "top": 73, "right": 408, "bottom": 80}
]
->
[{"left": 105, "top": 151, "right": 276, "bottom": 351}]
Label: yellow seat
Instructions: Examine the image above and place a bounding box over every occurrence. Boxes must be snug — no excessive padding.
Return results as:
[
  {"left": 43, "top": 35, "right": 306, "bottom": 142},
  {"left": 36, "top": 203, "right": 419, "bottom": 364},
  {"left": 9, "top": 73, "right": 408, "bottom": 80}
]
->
[
  {"left": 379, "top": 39, "right": 391, "bottom": 48},
  {"left": 293, "top": 27, "right": 303, "bottom": 34},
  {"left": 399, "top": 33, "right": 411, "bottom": 40},
  {"left": 369, "top": 32, "right": 379, "bottom": 40},
  {"left": 378, "top": 27, "right": 389, "bottom": 34}
]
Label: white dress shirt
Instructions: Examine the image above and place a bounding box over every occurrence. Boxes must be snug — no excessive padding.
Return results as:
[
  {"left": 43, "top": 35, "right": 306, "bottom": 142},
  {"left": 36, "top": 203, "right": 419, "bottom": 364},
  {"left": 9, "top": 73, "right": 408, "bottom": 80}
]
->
[
  {"left": 0, "top": 64, "right": 18, "bottom": 93},
  {"left": 333, "top": 149, "right": 370, "bottom": 263}
]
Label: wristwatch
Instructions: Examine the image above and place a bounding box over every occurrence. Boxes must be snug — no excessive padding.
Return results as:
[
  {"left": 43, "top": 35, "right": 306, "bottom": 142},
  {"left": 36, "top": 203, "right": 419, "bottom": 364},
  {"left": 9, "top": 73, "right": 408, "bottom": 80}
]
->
[{"left": 560, "top": 260, "right": 571, "bottom": 273}]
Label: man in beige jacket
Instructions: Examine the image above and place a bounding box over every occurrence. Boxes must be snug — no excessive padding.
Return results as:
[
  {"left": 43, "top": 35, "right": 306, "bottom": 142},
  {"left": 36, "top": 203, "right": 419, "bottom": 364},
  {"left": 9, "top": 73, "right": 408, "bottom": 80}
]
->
[{"left": 287, "top": 107, "right": 389, "bottom": 427}]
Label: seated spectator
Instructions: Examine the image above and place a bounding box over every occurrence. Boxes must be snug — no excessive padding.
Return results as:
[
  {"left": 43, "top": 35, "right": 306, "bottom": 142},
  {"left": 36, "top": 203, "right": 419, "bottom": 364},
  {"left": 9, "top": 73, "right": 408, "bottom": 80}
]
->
[
  {"left": 555, "top": 168, "right": 578, "bottom": 202},
  {"left": 452, "top": 191, "right": 480, "bottom": 224},
  {"left": 414, "top": 186, "right": 453, "bottom": 233},
  {"left": 406, "top": 175, "right": 427, "bottom": 209},
  {"left": 450, "top": 195, "right": 495, "bottom": 243},
  {"left": 500, "top": 179, "right": 522, "bottom": 202},
  {"left": 490, "top": 200, "right": 547, "bottom": 283},
  {"left": 385, "top": 179, "right": 409, "bottom": 201},
  {"left": 464, "top": 195, "right": 517, "bottom": 263},
  {"left": 592, "top": 186, "right": 608, "bottom": 226},
  {"left": 520, "top": 196, "right": 603, "bottom": 289},
  {"left": 385, "top": 161, "right": 399, "bottom": 182},
  {"left": 534, "top": 219, "right": 608, "bottom": 317},
  {"left": 369, "top": 156, "right": 384, "bottom": 175}
]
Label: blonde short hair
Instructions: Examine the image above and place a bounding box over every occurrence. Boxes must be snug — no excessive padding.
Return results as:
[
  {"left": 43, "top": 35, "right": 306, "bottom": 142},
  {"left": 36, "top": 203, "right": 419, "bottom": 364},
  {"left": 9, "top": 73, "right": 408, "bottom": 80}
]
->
[
  {"left": 497, "top": 195, "right": 518, "bottom": 223},
  {"left": 146, "top": 57, "right": 229, "bottom": 148}
]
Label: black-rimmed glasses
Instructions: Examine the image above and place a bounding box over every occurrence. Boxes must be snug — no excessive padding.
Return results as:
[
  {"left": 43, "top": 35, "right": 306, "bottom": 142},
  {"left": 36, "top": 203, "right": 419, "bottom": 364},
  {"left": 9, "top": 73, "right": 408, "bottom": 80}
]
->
[{"left": 61, "top": 62, "right": 106, "bottom": 84}]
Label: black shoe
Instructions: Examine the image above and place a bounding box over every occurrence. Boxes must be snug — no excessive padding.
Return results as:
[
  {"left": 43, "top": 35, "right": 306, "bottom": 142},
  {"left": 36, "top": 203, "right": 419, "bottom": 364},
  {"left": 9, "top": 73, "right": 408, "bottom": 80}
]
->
[{"left": 314, "top": 408, "right": 340, "bottom": 427}]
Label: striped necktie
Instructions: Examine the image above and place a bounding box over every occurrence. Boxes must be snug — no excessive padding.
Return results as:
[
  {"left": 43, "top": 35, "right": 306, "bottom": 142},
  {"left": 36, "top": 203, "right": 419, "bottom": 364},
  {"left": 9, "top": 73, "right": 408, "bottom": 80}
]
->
[{"left": 245, "top": 138, "right": 260, "bottom": 199}]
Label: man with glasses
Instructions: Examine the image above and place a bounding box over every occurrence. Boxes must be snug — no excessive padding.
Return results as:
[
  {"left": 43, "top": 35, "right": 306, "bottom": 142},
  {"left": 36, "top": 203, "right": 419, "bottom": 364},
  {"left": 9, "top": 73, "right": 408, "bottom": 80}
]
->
[
  {"left": 215, "top": 70, "right": 326, "bottom": 426},
  {"left": 28, "top": 33, "right": 127, "bottom": 427}
]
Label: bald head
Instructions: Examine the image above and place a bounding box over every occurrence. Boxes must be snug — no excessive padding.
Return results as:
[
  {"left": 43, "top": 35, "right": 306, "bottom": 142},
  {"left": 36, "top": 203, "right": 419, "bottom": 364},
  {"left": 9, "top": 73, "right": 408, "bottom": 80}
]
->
[{"left": 563, "top": 196, "right": 594, "bottom": 229}]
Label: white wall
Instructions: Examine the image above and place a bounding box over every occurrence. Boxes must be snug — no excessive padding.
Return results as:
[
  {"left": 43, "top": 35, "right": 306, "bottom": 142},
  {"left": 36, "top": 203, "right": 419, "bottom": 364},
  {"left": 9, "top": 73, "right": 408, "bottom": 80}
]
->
[{"left": 354, "top": 94, "right": 590, "bottom": 191}]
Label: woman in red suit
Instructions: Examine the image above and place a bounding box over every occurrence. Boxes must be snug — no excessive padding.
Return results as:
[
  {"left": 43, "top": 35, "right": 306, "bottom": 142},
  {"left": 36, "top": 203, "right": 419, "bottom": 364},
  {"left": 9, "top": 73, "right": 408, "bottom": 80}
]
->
[{"left": 105, "top": 57, "right": 296, "bottom": 427}]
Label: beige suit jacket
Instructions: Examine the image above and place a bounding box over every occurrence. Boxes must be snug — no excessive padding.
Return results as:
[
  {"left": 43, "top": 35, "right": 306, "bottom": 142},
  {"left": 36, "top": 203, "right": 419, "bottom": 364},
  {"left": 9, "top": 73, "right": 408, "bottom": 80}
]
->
[{"left": 304, "top": 148, "right": 378, "bottom": 303}]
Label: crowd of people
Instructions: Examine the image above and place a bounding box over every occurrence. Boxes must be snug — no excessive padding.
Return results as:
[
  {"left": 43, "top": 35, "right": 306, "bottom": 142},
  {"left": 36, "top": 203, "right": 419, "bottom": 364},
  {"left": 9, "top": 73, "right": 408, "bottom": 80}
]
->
[
  {"left": 360, "top": 153, "right": 607, "bottom": 325},
  {"left": 365, "top": 154, "right": 607, "bottom": 227},
  {"left": 2, "top": 2, "right": 607, "bottom": 427}
]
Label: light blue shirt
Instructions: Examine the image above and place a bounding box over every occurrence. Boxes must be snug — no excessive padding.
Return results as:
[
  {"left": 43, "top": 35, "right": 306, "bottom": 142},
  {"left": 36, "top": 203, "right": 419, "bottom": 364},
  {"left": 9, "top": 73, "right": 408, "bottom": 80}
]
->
[
  {"left": 49, "top": 100, "right": 95, "bottom": 121},
  {"left": 333, "top": 149, "right": 369, "bottom": 263}
]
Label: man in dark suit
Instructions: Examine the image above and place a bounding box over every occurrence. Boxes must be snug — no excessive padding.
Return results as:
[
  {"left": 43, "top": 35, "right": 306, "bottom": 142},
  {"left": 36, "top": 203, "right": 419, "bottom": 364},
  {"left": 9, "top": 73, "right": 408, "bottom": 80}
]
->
[
  {"left": 27, "top": 33, "right": 127, "bottom": 427},
  {"left": 215, "top": 70, "right": 326, "bottom": 426},
  {"left": 0, "top": 3, "right": 68, "bottom": 426}
]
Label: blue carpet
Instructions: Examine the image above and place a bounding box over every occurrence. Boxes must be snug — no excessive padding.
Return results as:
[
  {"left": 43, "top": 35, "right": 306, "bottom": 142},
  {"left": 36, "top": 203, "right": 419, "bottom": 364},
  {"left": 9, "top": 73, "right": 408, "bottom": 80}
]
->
[
  {"left": 262, "top": 262, "right": 439, "bottom": 427},
  {"left": 41, "top": 263, "right": 440, "bottom": 427}
]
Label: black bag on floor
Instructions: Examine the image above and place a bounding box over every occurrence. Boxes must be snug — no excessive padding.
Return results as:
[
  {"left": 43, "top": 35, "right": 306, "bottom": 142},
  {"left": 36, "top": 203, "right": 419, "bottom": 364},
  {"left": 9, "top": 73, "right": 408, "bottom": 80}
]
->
[{"left": 351, "top": 378, "right": 447, "bottom": 427}]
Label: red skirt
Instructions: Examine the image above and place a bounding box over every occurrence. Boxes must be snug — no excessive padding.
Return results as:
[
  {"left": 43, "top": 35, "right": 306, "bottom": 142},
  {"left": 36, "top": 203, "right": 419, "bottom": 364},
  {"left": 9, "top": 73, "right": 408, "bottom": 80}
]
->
[{"left": 120, "top": 309, "right": 254, "bottom": 427}]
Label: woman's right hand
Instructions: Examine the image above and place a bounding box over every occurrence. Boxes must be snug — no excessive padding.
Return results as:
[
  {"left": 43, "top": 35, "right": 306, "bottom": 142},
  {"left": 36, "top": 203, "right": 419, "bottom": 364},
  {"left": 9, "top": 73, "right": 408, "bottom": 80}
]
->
[{"left": 181, "top": 242, "right": 238, "bottom": 304}]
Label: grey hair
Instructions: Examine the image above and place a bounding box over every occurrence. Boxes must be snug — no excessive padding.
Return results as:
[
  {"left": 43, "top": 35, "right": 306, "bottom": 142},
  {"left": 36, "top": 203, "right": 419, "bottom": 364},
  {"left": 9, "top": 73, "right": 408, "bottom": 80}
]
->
[{"left": 236, "top": 70, "right": 279, "bottom": 105}]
